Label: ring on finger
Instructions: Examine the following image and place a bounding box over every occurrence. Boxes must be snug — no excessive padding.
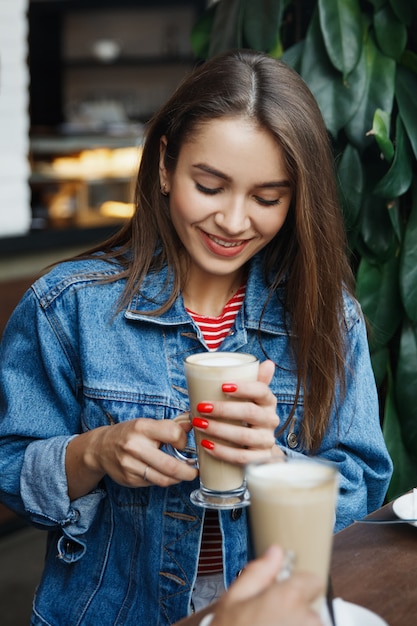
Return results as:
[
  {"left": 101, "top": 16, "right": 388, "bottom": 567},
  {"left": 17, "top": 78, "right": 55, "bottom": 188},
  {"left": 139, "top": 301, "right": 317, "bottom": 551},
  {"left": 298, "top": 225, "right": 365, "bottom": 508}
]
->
[{"left": 143, "top": 465, "right": 150, "bottom": 482}]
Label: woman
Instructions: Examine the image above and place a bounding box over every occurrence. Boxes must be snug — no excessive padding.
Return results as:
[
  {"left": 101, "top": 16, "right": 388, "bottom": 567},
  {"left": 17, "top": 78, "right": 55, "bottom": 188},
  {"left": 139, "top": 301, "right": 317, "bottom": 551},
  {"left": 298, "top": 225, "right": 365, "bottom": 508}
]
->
[{"left": 0, "top": 50, "right": 392, "bottom": 625}]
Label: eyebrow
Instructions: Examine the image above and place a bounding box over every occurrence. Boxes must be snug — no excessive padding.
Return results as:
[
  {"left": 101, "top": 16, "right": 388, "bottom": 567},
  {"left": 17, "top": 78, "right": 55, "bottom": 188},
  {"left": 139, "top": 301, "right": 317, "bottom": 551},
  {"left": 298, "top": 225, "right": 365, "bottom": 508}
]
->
[{"left": 193, "top": 163, "right": 291, "bottom": 188}]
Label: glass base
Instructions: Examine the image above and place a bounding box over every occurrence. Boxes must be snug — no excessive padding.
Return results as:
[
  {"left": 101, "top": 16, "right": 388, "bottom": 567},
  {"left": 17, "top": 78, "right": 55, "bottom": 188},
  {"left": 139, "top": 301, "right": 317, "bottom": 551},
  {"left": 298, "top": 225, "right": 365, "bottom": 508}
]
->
[{"left": 190, "top": 486, "right": 250, "bottom": 509}]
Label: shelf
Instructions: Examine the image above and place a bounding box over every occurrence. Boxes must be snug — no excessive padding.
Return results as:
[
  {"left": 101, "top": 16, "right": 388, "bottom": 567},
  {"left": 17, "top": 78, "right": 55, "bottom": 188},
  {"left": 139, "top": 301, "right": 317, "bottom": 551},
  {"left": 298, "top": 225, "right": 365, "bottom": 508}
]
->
[
  {"left": 0, "top": 224, "right": 124, "bottom": 256},
  {"left": 22, "top": 0, "right": 206, "bottom": 256},
  {"left": 30, "top": 133, "right": 143, "bottom": 155},
  {"left": 63, "top": 55, "right": 197, "bottom": 68},
  {"left": 29, "top": 0, "right": 205, "bottom": 10},
  {"left": 30, "top": 172, "right": 134, "bottom": 184}
]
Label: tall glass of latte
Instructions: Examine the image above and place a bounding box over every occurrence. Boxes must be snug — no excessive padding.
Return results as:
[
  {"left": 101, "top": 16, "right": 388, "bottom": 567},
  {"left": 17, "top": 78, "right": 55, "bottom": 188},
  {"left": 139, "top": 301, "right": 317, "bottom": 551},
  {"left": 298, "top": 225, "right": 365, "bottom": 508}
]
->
[
  {"left": 246, "top": 457, "right": 338, "bottom": 612},
  {"left": 184, "top": 351, "right": 259, "bottom": 509}
]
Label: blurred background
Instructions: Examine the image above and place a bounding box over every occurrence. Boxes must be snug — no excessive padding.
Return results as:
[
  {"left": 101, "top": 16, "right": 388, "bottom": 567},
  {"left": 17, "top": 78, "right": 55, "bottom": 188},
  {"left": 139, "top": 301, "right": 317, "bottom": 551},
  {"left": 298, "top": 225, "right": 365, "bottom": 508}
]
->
[
  {"left": 0, "top": 1, "right": 205, "bottom": 623},
  {"left": 0, "top": 0, "right": 206, "bottom": 251}
]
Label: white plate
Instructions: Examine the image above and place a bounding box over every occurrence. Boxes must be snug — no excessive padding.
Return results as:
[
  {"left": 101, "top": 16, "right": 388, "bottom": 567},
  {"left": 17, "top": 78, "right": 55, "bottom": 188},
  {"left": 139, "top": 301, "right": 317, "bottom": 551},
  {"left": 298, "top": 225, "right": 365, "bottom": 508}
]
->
[
  {"left": 321, "top": 598, "right": 389, "bottom": 626},
  {"left": 392, "top": 491, "right": 417, "bottom": 527}
]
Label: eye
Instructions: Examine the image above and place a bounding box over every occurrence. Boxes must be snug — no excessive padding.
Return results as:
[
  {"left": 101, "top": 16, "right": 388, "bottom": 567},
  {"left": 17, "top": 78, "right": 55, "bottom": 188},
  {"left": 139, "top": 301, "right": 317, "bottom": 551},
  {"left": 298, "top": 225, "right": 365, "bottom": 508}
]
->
[
  {"left": 254, "top": 196, "right": 282, "bottom": 207},
  {"left": 196, "top": 182, "right": 221, "bottom": 196}
]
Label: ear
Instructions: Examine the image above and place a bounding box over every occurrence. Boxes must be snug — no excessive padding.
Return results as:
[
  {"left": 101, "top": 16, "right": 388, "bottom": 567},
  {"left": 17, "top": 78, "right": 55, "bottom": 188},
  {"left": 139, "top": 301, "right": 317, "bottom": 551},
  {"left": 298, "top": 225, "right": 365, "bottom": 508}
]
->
[{"left": 159, "top": 135, "right": 170, "bottom": 193}]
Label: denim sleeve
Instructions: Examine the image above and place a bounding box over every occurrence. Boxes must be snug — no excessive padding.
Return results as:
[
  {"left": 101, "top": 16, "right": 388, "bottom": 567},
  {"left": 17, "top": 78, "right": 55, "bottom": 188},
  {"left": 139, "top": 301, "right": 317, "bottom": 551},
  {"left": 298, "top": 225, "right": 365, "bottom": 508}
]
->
[
  {"left": 313, "top": 310, "right": 392, "bottom": 532},
  {"left": 278, "top": 309, "right": 393, "bottom": 533},
  {"left": 0, "top": 287, "right": 105, "bottom": 537}
]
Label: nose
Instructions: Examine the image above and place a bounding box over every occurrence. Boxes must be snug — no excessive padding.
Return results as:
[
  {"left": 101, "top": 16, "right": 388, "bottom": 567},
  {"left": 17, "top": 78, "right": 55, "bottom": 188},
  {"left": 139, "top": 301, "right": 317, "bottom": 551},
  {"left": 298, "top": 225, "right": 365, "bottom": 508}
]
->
[{"left": 213, "top": 197, "right": 251, "bottom": 235}]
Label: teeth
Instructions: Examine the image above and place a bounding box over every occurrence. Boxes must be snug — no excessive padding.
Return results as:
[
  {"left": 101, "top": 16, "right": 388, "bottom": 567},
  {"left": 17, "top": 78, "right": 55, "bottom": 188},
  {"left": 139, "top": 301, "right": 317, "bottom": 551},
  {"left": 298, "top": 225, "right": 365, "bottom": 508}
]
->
[{"left": 210, "top": 235, "right": 243, "bottom": 248}]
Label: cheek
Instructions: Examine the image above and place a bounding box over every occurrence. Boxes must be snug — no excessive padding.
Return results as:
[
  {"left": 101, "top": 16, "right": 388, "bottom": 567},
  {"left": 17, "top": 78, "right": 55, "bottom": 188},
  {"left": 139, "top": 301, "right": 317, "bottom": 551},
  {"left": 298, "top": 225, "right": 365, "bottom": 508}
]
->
[
  {"left": 169, "top": 186, "right": 211, "bottom": 226},
  {"left": 260, "top": 209, "right": 290, "bottom": 239},
  {"left": 168, "top": 192, "right": 190, "bottom": 227}
]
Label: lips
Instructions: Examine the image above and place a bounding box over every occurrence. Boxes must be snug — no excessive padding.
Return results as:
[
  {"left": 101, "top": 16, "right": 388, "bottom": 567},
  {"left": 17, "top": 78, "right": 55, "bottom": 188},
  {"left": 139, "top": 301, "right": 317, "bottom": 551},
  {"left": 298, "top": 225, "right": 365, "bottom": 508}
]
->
[
  {"left": 200, "top": 230, "right": 250, "bottom": 257},
  {"left": 209, "top": 234, "right": 245, "bottom": 248}
]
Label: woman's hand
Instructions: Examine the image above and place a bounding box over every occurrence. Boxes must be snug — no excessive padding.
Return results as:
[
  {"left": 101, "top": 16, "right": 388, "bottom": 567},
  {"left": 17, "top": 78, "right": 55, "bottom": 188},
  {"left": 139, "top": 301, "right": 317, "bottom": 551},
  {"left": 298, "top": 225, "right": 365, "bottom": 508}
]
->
[
  {"left": 210, "top": 545, "right": 323, "bottom": 626},
  {"left": 191, "top": 359, "right": 285, "bottom": 465},
  {"left": 66, "top": 417, "right": 198, "bottom": 500}
]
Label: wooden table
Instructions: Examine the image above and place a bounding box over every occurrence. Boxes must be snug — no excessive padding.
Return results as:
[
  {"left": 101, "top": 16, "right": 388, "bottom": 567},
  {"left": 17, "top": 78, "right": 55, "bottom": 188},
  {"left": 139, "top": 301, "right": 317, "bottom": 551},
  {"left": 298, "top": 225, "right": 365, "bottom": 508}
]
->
[
  {"left": 177, "top": 497, "right": 417, "bottom": 626},
  {"left": 330, "top": 498, "right": 417, "bottom": 625}
]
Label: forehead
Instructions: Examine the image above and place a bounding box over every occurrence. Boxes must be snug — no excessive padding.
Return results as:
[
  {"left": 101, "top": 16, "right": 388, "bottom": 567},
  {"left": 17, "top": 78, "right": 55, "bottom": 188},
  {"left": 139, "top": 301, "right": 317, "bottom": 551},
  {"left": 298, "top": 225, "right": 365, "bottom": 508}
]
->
[{"left": 178, "top": 116, "right": 288, "bottom": 180}]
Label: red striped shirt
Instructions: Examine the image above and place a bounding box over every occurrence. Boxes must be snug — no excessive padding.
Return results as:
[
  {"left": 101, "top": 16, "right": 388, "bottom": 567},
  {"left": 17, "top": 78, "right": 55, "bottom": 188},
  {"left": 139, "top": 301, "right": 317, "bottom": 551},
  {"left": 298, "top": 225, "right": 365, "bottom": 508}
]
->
[
  {"left": 197, "top": 509, "right": 223, "bottom": 575},
  {"left": 187, "top": 284, "right": 246, "bottom": 575},
  {"left": 186, "top": 285, "right": 246, "bottom": 351}
]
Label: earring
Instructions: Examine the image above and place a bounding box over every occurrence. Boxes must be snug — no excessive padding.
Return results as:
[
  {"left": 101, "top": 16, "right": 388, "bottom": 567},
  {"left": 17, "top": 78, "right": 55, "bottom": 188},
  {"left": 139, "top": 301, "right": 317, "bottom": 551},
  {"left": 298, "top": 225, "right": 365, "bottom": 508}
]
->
[{"left": 161, "top": 183, "right": 168, "bottom": 196}]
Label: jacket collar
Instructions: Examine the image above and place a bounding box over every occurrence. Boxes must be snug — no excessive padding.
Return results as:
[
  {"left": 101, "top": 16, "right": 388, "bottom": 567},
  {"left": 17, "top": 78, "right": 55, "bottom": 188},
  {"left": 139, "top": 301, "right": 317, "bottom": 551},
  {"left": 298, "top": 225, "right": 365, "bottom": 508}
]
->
[
  {"left": 125, "top": 254, "right": 287, "bottom": 333},
  {"left": 125, "top": 267, "right": 189, "bottom": 326}
]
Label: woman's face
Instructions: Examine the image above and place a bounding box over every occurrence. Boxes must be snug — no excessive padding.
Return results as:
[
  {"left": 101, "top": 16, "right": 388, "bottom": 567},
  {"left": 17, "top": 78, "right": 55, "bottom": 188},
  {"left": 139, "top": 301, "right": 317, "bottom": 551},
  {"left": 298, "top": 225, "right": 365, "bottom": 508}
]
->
[{"left": 160, "top": 116, "right": 292, "bottom": 283}]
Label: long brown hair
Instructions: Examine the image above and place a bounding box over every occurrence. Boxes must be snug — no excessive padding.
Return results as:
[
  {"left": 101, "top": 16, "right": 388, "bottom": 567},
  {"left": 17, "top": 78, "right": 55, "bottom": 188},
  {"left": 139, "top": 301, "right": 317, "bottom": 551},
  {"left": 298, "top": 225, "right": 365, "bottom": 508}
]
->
[{"left": 78, "top": 49, "right": 354, "bottom": 452}]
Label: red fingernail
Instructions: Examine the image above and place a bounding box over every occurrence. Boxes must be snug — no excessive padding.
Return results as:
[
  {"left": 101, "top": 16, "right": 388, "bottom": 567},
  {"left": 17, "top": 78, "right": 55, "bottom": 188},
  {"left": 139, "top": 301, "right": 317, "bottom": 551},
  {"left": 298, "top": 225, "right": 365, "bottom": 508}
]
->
[
  {"left": 197, "top": 402, "right": 214, "bottom": 413},
  {"left": 192, "top": 417, "right": 209, "bottom": 429},
  {"left": 201, "top": 439, "right": 215, "bottom": 450},
  {"left": 222, "top": 383, "right": 238, "bottom": 393}
]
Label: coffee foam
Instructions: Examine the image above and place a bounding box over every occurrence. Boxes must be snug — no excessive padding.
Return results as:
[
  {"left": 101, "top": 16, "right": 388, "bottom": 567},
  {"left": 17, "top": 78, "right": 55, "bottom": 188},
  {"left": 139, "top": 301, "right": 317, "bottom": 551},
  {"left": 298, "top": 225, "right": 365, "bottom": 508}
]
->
[
  {"left": 194, "top": 356, "right": 248, "bottom": 367},
  {"left": 247, "top": 461, "right": 334, "bottom": 490}
]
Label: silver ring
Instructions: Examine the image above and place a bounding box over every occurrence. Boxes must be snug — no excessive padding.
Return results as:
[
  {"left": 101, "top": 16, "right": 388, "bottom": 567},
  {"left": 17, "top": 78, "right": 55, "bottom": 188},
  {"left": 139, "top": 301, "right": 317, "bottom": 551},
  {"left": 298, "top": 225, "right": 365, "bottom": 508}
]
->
[{"left": 143, "top": 465, "right": 150, "bottom": 482}]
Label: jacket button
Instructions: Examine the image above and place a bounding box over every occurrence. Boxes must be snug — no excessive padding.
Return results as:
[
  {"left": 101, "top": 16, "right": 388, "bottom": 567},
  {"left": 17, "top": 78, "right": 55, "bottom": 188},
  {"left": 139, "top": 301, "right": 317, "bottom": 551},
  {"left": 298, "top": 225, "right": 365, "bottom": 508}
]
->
[
  {"left": 287, "top": 432, "right": 298, "bottom": 448},
  {"left": 231, "top": 508, "right": 242, "bottom": 521}
]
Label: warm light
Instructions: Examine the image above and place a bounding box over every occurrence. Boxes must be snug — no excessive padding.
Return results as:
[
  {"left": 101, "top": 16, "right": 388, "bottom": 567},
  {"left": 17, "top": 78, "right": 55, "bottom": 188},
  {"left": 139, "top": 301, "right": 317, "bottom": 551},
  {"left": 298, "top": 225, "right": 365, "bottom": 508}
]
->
[
  {"left": 47, "top": 146, "right": 142, "bottom": 180},
  {"left": 99, "top": 201, "right": 135, "bottom": 219}
]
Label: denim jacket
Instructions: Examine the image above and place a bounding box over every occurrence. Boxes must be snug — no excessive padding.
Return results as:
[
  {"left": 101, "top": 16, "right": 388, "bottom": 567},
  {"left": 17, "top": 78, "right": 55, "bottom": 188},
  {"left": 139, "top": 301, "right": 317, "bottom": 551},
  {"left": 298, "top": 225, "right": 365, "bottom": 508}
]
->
[{"left": 0, "top": 254, "right": 392, "bottom": 626}]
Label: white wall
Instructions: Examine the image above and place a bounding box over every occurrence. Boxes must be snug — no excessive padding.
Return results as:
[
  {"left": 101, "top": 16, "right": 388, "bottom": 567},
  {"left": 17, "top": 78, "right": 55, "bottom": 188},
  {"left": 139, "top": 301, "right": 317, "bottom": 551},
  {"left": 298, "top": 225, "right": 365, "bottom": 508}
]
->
[{"left": 0, "top": 0, "right": 31, "bottom": 237}]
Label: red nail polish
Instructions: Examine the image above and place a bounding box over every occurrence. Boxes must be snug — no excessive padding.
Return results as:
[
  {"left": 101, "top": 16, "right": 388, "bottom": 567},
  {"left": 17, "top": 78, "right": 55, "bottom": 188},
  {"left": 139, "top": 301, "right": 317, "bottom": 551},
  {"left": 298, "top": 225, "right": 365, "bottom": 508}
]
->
[
  {"left": 222, "top": 383, "right": 238, "bottom": 393},
  {"left": 201, "top": 439, "right": 215, "bottom": 451},
  {"left": 197, "top": 402, "right": 214, "bottom": 414},
  {"left": 192, "top": 417, "right": 209, "bottom": 429}
]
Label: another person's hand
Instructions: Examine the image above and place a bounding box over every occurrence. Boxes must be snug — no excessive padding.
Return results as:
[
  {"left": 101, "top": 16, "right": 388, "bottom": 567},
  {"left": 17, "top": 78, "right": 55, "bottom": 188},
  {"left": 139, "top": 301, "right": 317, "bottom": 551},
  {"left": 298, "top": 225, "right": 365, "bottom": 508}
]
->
[
  {"left": 191, "top": 359, "right": 285, "bottom": 465},
  {"left": 210, "top": 545, "right": 324, "bottom": 626}
]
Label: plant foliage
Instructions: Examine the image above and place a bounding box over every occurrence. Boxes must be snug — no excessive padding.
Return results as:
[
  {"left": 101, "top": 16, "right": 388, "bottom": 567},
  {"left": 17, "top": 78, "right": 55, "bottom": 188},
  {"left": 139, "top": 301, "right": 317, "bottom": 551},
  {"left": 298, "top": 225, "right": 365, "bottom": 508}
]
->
[{"left": 191, "top": 0, "right": 417, "bottom": 499}]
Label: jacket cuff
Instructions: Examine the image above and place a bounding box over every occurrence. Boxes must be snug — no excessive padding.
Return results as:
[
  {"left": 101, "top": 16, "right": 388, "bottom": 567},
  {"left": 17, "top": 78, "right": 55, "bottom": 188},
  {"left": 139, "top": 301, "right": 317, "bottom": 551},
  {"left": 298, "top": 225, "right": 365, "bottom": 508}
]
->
[{"left": 20, "top": 435, "right": 106, "bottom": 532}]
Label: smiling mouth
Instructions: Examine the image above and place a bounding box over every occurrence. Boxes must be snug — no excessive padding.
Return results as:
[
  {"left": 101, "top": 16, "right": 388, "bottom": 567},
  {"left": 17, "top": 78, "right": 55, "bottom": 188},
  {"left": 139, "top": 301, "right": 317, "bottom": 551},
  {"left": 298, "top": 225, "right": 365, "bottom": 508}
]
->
[{"left": 206, "top": 233, "right": 248, "bottom": 248}]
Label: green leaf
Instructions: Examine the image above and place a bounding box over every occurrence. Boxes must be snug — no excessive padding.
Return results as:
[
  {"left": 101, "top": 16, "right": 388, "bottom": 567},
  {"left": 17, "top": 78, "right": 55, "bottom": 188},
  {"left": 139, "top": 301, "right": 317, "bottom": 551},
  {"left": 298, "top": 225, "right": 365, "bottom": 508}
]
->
[
  {"left": 400, "top": 50, "right": 417, "bottom": 74},
  {"left": 318, "top": 0, "right": 363, "bottom": 76},
  {"left": 395, "top": 320, "right": 417, "bottom": 461},
  {"left": 242, "top": 0, "right": 284, "bottom": 52},
  {"left": 281, "top": 40, "right": 304, "bottom": 71},
  {"left": 388, "top": 0, "right": 414, "bottom": 26},
  {"left": 336, "top": 144, "right": 363, "bottom": 229},
  {"left": 269, "top": 35, "right": 284, "bottom": 59},
  {"left": 367, "top": 109, "right": 394, "bottom": 162},
  {"left": 373, "top": 116, "right": 413, "bottom": 198},
  {"left": 399, "top": 182, "right": 417, "bottom": 321},
  {"left": 207, "top": 0, "right": 244, "bottom": 57},
  {"left": 344, "top": 34, "right": 396, "bottom": 151},
  {"left": 396, "top": 64, "right": 417, "bottom": 161},
  {"left": 374, "top": 5, "right": 407, "bottom": 60},
  {"left": 356, "top": 256, "right": 402, "bottom": 350},
  {"left": 366, "top": 0, "right": 385, "bottom": 9},
  {"left": 370, "top": 346, "right": 389, "bottom": 388},
  {"left": 387, "top": 197, "right": 403, "bottom": 244},
  {"left": 190, "top": 5, "right": 216, "bottom": 59},
  {"left": 300, "top": 11, "right": 365, "bottom": 138},
  {"left": 383, "top": 368, "right": 417, "bottom": 501},
  {"left": 359, "top": 194, "right": 398, "bottom": 263}
]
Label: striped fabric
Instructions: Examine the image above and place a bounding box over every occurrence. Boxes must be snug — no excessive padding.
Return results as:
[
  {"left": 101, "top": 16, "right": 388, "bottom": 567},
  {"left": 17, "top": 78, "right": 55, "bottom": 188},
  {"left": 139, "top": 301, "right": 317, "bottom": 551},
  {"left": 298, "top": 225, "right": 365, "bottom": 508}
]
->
[
  {"left": 197, "top": 509, "right": 223, "bottom": 575},
  {"left": 187, "top": 284, "right": 246, "bottom": 576},
  {"left": 186, "top": 285, "right": 246, "bottom": 351}
]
